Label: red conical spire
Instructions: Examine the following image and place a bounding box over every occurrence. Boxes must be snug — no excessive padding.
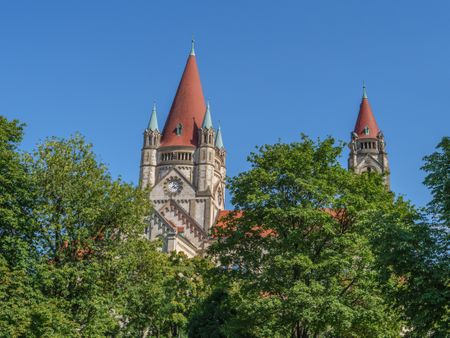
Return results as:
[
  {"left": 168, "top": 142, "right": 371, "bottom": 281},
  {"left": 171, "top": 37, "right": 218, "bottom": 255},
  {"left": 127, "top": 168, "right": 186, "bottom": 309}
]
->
[
  {"left": 354, "top": 84, "right": 380, "bottom": 139},
  {"left": 160, "top": 41, "right": 206, "bottom": 147}
]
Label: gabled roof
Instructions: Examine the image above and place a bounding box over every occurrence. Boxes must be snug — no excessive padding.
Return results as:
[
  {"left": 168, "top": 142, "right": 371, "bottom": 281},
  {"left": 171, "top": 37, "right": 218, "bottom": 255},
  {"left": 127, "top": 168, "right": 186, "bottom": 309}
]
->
[
  {"left": 354, "top": 85, "right": 380, "bottom": 139},
  {"left": 160, "top": 47, "right": 206, "bottom": 147}
]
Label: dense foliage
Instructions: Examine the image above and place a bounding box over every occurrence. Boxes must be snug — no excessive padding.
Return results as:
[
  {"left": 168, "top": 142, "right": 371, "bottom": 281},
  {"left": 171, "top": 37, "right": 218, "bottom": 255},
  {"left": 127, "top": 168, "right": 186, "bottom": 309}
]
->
[
  {"left": 0, "top": 117, "right": 211, "bottom": 337},
  {"left": 368, "top": 136, "right": 449, "bottom": 337},
  {"left": 1, "top": 116, "right": 448, "bottom": 337},
  {"left": 207, "top": 136, "right": 449, "bottom": 337},
  {"left": 209, "top": 136, "right": 404, "bottom": 337}
]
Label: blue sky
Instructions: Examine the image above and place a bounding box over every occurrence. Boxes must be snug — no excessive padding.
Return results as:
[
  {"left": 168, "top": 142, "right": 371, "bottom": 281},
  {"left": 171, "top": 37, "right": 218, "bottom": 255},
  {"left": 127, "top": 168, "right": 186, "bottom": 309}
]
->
[{"left": 1, "top": 1, "right": 449, "bottom": 209}]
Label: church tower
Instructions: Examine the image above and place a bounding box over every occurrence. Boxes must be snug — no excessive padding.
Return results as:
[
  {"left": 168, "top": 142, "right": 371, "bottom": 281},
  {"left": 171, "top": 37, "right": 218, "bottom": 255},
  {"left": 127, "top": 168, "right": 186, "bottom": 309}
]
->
[
  {"left": 348, "top": 84, "right": 390, "bottom": 188},
  {"left": 140, "top": 41, "right": 226, "bottom": 257}
]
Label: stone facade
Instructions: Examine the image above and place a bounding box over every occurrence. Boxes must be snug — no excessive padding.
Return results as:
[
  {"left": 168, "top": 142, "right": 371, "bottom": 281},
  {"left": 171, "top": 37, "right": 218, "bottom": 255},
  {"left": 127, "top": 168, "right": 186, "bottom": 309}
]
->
[
  {"left": 140, "top": 130, "right": 226, "bottom": 257},
  {"left": 348, "top": 131, "right": 390, "bottom": 188}
]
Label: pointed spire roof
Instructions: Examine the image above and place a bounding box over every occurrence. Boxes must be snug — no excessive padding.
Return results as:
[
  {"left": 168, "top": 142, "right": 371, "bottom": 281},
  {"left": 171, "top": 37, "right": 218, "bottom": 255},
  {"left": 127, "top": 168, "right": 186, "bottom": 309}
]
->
[
  {"left": 215, "top": 124, "right": 224, "bottom": 149},
  {"left": 148, "top": 102, "right": 159, "bottom": 132},
  {"left": 354, "top": 84, "right": 380, "bottom": 139},
  {"left": 202, "top": 102, "right": 213, "bottom": 128},
  {"left": 160, "top": 42, "right": 206, "bottom": 147}
]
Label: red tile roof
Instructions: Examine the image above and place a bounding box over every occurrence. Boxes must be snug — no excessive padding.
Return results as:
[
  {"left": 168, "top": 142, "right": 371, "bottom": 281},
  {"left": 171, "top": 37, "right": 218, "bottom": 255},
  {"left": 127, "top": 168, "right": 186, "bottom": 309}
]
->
[
  {"left": 160, "top": 54, "right": 206, "bottom": 147},
  {"left": 214, "top": 209, "right": 346, "bottom": 239},
  {"left": 214, "top": 210, "right": 274, "bottom": 238}
]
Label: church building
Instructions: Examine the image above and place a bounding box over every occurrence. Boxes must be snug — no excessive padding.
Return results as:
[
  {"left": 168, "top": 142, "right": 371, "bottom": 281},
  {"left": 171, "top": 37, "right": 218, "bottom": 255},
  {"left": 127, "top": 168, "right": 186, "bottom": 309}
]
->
[{"left": 139, "top": 42, "right": 389, "bottom": 257}]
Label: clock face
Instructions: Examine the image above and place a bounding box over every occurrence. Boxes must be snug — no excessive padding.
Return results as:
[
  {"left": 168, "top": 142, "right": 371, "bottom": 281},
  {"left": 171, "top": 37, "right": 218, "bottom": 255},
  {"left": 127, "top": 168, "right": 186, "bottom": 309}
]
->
[
  {"left": 164, "top": 177, "right": 183, "bottom": 195},
  {"left": 168, "top": 180, "right": 181, "bottom": 192}
]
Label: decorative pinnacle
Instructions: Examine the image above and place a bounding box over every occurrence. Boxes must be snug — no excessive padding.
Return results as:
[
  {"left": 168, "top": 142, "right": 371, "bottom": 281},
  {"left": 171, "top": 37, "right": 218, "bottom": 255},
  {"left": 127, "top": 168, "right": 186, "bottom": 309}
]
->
[
  {"left": 190, "top": 37, "right": 195, "bottom": 56},
  {"left": 202, "top": 101, "right": 213, "bottom": 129},
  {"left": 148, "top": 102, "right": 159, "bottom": 132},
  {"left": 362, "top": 81, "right": 368, "bottom": 99},
  {"left": 215, "top": 123, "right": 224, "bottom": 149}
]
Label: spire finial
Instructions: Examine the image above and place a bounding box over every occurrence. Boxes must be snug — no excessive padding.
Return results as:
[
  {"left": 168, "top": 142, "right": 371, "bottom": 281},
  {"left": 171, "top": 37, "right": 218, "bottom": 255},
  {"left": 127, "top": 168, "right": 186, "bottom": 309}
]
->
[
  {"left": 190, "top": 36, "right": 195, "bottom": 56},
  {"left": 362, "top": 81, "right": 368, "bottom": 99},
  {"left": 148, "top": 101, "right": 159, "bottom": 132},
  {"left": 215, "top": 123, "right": 224, "bottom": 149}
]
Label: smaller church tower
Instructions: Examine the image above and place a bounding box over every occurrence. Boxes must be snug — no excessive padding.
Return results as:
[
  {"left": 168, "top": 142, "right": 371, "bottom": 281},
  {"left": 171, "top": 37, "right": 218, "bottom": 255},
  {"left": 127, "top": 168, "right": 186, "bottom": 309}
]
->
[
  {"left": 140, "top": 103, "right": 161, "bottom": 189},
  {"left": 348, "top": 84, "right": 390, "bottom": 188}
]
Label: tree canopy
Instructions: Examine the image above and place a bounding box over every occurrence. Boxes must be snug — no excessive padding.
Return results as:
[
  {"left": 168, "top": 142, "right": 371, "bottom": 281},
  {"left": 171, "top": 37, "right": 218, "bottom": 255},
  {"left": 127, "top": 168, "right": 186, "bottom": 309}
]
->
[
  {"left": 208, "top": 135, "right": 449, "bottom": 337},
  {"left": 209, "top": 136, "right": 403, "bottom": 337},
  {"left": 1, "top": 116, "right": 448, "bottom": 337},
  {"left": 0, "top": 118, "right": 211, "bottom": 337},
  {"left": 422, "top": 136, "right": 450, "bottom": 228}
]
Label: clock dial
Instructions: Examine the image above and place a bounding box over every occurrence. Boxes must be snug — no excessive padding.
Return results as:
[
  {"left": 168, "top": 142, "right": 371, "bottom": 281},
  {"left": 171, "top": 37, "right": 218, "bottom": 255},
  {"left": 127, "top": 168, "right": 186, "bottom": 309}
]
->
[
  {"left": 168, "top": 180, "right": 181, "bottom": 192},
  {"left": 164, "top": 177, "right": 183, "bottom": 195}
]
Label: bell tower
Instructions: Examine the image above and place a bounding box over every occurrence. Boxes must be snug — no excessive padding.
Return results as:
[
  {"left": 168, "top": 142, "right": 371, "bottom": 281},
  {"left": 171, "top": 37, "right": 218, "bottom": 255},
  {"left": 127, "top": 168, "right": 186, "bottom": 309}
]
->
[
  {"left": 348, "top": 84, "right": 390, "bottom": 188},
  {"left": 139, "top": 41, "right": 226, "bottom": 256}
]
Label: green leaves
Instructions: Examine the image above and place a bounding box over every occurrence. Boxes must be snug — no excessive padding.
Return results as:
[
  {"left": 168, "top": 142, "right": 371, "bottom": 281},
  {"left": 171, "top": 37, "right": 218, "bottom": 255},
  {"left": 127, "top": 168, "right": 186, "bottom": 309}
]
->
[
  {"left": 27, "top": 134, "right": 151, "bottom": 264},
  {"left": 0, "top": 117, "right": 37, "bottom": 269},
  {"left": 210, "top": 136, "right": 401, "bottom": 337},
  {"left": 0, "top": 120, "right": 211, "bottom": 337},
  {"left": 422, "top": 136, "right": 450, "bottom": 228},
  {"left": 2, "top": 115, "right": 447, "bottom": 337}
]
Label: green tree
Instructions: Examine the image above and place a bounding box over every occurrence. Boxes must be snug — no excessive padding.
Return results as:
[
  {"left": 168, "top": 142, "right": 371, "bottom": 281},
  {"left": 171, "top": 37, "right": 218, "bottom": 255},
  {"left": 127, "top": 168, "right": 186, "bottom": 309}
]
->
[
  {"left": 0, "top": 117, "right": 37, "bottom": 336},
  {"left": 0, "top": 121, "right": 210, "bottom": 337},
  {"left": 188, "top": 287, "right": 238, "bottom": 338},
  {"left": 420, "top": 136, "right": 450, "bottom": 335},
  {"left": 23, "top": 134, "right": 153, "bottom": 335},
  {"left": 105, "top": 240, "right": 212, "bottom": 337},
  {"left": 103, "top": 237, "right": 171, "bottom": 337},
  {"left": 370, "top": 137, "right": 449, "bottom": 337},
  {"left": 422, "top": 136, "right": 450, "bottom": 228},
  {"left": 188, "top": 284, "right": 258, "bottom": 338},
  {"left": 0, "top": 117, "right": 36, "bottom": 268},
  {"left": 210, "top": 136, "right": 403, "bottom": 337}
]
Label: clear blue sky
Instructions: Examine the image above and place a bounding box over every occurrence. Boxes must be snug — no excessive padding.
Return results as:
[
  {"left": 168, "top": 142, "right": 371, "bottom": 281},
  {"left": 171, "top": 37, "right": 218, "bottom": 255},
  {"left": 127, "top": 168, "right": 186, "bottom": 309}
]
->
[{"left": 1, "top": 1, "right": 449, "bottom": 209}]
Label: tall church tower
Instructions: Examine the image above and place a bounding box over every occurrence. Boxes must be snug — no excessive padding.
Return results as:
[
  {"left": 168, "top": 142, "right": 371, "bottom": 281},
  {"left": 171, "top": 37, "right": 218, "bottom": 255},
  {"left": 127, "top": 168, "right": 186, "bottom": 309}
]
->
[
  {"left": 348, "top": 84, "right": 390, "bottom": 188},
  {"left": 140, "top": 41, "right": 226, "bottom": 257}
]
